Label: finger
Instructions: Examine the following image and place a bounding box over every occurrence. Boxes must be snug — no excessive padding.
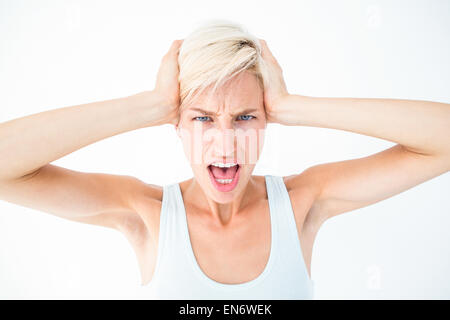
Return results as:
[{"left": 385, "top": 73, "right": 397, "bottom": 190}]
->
[
  {"left": 169, "top": 39, "right": 184, "bottom": 55},
  {"left": 259, "top": 39, "right": 278, "bottom": 63},
  {"left": 259, "top": 38, "right": 282, "bottom": 72},
  {"left": 161, "top": 40, "right": 184, "bottom": 64},
  {"left": 258, "top": 39, "right": 270, "bottom": 58}
]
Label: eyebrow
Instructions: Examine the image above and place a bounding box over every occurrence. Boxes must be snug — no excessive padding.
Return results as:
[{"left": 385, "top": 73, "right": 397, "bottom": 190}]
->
[{"left": 189, "top": 107, "right": 258, "bottom": 117}]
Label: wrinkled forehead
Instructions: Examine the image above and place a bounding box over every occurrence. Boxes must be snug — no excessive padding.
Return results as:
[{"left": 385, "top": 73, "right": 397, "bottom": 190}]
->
[{"left": 182, "top": 71, "right": 264, "bottom": 115}]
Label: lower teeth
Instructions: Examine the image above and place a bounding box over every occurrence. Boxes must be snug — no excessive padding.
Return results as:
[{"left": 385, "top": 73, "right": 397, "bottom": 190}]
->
[{"left": 216, "top": 178, "right": 233, "bottom": 184}]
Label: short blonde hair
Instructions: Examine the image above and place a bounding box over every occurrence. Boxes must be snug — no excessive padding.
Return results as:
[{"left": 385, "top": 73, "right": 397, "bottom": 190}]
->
[{"left": 178, "top": 19, "right": 266, "bottom": 109}]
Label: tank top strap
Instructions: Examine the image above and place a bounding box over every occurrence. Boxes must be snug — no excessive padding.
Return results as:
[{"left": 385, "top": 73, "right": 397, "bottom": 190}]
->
[
  {"left": 264, "top": 175, "right": 309, "bottom": 272},
  {"left": 160, "top": 182, "right": 187, "bottom": 247},
  {"left": 264, "top": 174, "right": 296, "bottom": 234},
  {"left": 159, "top": 183, "right": 178, "bottom": 242},
  {"left": 153, "top": 183, "right": 186, "bottom": 278},
  {"left": 265, "top": 174, "right": 297, "bottom": 260}
]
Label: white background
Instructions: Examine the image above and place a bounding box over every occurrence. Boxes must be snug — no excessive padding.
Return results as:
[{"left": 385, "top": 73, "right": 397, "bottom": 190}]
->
[{"left": 0, "top": 0, "right": 449, "bottom": 299}]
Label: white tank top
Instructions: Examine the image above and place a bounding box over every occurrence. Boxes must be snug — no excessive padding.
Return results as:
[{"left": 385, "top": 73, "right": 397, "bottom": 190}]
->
[{"left": 140, "top": 175, "right": 314, "bottom": 299}]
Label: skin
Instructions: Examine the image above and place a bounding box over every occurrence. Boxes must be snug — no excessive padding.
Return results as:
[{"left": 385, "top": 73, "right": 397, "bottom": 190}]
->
[
  {"left": 175, "top": 70, "right": 267, "bottom": 225},
  {"left": 0, "top": 39, "right": 449, "bottom": 287}
]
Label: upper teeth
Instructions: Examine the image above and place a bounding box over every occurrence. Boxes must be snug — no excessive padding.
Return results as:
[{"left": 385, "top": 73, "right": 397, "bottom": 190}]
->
[{"left": 211, "top": 162, "right": 237, "bottom": 168}]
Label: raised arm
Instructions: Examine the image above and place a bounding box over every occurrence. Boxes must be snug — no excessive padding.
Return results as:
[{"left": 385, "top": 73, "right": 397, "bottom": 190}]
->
[
  {"left": 258, "top": 39, "right": 450, "bottom": 226},
  {"left": 0, "top": 40, "right": 183, "bottom": 237}
]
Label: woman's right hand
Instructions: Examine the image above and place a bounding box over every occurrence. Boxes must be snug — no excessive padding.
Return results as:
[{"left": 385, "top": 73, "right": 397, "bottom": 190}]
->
[{"left": 151, "top": 39, "right": 184, "bottom": 126}]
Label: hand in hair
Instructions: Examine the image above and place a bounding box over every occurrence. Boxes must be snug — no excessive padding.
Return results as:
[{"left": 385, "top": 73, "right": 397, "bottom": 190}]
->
[
  {"left": 258, "top": 39, "right": 292, "bottom": 125},
  {"left": 152, "top": 39, "right": 184, "bottom": 125}
]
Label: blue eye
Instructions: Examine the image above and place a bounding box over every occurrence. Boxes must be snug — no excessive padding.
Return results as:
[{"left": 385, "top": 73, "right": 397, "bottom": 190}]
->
[
  {"left": 193, "top": 116, "right": 212, "bottom": 122},
  {"left": 237, "top": 115, "right": 255, "bottom": 121}
]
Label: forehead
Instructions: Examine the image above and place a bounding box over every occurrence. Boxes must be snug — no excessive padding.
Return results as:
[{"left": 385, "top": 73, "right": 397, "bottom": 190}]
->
[{"left": 184, "top": 71, "right": 263, "bottom": 114}]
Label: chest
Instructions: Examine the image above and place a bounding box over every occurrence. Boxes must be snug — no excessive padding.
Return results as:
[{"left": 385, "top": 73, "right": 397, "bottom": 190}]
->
[
  {"left": 136, "top": 187, "right": 317, "bottom": 286},
  {"left": 182, "top": 200, "right": 274, "bottom": 284}
]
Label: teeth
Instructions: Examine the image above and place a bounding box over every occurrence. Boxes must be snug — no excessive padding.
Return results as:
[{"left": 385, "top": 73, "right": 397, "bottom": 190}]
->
[
  {"left": 211, "top": 162, "right": 238, "bottom": 168},
  {"left": 215, "top": 178, "right": 233, "bottom": 184}
]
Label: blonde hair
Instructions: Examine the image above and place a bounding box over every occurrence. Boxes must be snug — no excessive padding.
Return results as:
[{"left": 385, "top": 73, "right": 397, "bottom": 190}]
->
[{"left": 178, "top": 19, "right": 266, "bottom": 109}]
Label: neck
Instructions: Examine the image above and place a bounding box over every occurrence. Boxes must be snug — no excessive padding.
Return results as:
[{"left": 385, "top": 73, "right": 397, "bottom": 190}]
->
[{"left": 186, "top": 176, "right": 256, "bottom": 227}]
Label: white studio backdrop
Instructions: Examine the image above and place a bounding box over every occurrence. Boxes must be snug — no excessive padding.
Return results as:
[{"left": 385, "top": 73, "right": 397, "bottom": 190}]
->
[{"left": 0, "top": 0, "right": 449, "bottom": 299}]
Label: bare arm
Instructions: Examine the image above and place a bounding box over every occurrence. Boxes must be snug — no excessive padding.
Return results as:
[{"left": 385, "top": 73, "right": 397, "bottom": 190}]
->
[
  {"left": 0, "top": 91, "right": 168, "bottom": 233},
  {"left": 268, "top": 94, "right": 450, "bottom": 158},
  {"left": 0, "top": 91, "right": 170, "bottom": 181},
  {"left": 0, "top": 40, "right": 183, "bottom": 236},
  {"left": 280, "top": 95, "right": 450, "bottom": 223},
  {"left": 259, "top": 39, "right": 450, "bottom": 226}
]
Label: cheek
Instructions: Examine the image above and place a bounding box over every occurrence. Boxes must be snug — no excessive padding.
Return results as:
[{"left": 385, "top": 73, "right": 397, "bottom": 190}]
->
[
  {"left": 177, "top": 126, "right": 194, "bottom": 162},
  {"left": 178, "top": 128, "right": 210, "bottom": 165},
  {"left": 235, "top": 126, "right": 265, "bottom": 165}
]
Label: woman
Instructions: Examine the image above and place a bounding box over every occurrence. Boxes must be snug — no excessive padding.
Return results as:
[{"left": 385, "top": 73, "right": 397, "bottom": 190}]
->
[{"left": 0, "top": 21, "right": 449, "bottom": 300}]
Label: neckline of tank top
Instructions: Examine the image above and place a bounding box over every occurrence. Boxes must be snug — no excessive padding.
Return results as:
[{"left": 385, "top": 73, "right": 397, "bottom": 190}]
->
[{"left": 173, "top": 175, "right": 278, "bottom": 290}]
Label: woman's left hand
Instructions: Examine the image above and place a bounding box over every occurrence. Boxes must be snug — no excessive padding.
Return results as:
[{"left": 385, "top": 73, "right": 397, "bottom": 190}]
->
[{"left": 258, "top": 39, "right": 295, "bottom": 125}]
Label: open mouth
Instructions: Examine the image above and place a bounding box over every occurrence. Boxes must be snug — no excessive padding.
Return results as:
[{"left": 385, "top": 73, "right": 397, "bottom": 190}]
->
[{"left": 207, "top": 162, "right": 241, "bottom": 192}]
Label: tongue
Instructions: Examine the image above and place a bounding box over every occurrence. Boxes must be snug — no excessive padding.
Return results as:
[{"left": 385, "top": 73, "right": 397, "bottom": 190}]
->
[{"left": 210, "top": 165, "right": 238, "bottom": 179}]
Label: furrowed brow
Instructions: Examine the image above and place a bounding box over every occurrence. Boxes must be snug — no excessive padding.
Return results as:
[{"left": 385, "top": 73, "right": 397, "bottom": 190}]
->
[
  {"left": 189, "top": 108, "right": 258, "bottom": 116},
  {"left": 189, "top": 108, "right": 217, "bottom": 116},
  {"left": 231, "top": 108, "right": 258, "bottom": 116}
]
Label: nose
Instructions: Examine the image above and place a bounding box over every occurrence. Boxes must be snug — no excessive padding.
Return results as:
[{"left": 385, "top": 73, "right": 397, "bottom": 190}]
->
[{"left": 210, "top": 126, "right": 236, "bottom": 160}]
